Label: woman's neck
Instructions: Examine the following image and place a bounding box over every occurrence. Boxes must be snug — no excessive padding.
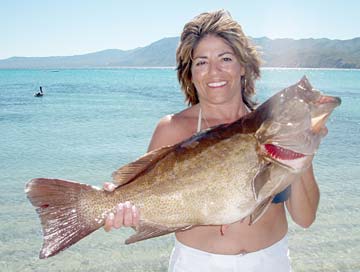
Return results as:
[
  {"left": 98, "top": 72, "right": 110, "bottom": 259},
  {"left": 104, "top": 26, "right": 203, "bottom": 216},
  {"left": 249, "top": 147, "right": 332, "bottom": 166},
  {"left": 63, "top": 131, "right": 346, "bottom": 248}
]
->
[{"left": 198, "top": 99, "right": 248, "bottom": 125}]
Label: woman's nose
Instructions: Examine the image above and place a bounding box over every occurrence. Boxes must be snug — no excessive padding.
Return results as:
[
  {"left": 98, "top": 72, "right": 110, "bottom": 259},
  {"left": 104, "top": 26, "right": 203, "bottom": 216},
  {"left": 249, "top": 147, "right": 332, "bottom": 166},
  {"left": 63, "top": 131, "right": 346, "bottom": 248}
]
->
[{"left": 208, "top": 61, "right": 221, "bottom": 75}]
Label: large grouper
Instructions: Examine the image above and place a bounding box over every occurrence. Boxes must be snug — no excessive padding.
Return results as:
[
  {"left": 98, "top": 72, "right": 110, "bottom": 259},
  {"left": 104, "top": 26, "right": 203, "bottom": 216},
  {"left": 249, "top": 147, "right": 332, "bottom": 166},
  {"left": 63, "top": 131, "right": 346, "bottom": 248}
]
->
[{"left": 25, "top": 76, "right": 341, "bottom": 258}]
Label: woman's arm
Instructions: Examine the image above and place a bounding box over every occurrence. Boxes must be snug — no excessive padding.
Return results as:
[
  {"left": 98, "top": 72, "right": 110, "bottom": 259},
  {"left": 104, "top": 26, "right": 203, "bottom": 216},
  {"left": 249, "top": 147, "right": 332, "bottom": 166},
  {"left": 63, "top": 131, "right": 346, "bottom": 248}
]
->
[{"left": 285, "top": 164, "right": 320, "bottom": 228}]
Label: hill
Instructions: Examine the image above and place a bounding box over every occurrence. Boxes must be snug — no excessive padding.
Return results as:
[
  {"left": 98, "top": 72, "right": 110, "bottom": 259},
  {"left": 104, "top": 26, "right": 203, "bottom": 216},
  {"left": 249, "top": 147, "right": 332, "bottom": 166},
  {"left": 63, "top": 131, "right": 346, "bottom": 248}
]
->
[{"left": 1, "top": 37, "right": 359, "bottom": 69}]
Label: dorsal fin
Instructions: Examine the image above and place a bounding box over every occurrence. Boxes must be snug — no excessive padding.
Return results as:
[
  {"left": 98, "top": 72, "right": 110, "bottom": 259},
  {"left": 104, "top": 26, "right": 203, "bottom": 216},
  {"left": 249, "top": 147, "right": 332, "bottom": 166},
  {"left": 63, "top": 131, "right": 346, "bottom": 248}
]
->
[
  {"left": 111, "top": 124, "right": 232, "bottom": 188},
  {"left": 111, "top": 145, "right": 173, "bottom": 188},
  {"left": 112, "top": 109, "right": 259, "bottom": 189}
]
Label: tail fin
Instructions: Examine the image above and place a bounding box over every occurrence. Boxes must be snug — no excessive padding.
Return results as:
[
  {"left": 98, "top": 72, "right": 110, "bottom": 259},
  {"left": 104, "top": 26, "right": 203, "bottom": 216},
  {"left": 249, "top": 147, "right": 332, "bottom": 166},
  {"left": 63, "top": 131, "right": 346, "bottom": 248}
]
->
[{"left": 25, "top": 178, "right": 104, "bottom": 259}]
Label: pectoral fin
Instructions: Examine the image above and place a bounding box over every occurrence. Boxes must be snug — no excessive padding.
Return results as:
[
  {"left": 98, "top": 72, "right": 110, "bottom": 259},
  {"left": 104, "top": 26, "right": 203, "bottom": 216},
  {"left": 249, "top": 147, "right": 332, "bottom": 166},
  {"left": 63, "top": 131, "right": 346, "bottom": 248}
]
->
[
  {"left": 249, "top": 196, "right": 273, "bottom": 225},
  {"left": 125, "top": 220, "right": 188, "bottom": 244},
  {"left": 252, "top": 163, "right": 272, "bottom": 200}
]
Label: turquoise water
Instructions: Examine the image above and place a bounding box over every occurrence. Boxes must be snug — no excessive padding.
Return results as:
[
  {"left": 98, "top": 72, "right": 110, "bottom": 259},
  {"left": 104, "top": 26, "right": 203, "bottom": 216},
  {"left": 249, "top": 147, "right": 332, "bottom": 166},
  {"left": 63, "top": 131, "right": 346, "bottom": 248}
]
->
[{"left": 0, "top": 68, "right": 359, "bottom": 271}]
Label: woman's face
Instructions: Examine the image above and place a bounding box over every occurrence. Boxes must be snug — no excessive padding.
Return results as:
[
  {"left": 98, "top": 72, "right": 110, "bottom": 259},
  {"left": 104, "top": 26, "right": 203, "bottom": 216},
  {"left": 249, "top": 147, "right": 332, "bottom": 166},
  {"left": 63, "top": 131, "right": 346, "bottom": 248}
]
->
[{"left": 191, "top": 34, "right": 245, "bottom": 105}]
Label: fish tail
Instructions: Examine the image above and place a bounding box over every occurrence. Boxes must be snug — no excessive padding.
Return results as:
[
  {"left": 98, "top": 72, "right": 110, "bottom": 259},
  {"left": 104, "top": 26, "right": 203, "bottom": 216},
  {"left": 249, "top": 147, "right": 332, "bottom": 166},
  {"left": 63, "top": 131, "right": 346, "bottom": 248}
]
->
[{"left": 25, "top": 178, "right": 104, "bottom": 259}]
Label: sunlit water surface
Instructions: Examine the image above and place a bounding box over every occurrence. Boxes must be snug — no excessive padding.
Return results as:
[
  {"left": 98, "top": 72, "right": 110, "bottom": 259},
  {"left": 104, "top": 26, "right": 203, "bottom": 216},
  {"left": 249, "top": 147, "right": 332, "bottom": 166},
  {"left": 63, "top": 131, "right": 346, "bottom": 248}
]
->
[{"left": 0, "top": 68, "right": 359, "bottom": 271}]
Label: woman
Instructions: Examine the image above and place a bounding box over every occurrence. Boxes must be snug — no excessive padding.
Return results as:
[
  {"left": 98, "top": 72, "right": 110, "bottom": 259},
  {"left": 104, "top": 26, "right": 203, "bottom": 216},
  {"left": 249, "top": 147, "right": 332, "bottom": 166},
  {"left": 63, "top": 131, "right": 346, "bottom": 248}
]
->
[{"left": 104, "top": 10, "right": 320, "bottom": 271}]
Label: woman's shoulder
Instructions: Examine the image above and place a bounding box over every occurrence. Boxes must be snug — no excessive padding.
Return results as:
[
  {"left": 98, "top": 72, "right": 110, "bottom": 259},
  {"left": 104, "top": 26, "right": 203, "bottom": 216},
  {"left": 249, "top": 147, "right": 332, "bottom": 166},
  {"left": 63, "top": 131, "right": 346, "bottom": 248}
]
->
[
  {"left": 148, "top": 106, "right": 198, "bottom": 151},
  {"left": 160, "top": 107, "right": 197, "bottom": 128}
]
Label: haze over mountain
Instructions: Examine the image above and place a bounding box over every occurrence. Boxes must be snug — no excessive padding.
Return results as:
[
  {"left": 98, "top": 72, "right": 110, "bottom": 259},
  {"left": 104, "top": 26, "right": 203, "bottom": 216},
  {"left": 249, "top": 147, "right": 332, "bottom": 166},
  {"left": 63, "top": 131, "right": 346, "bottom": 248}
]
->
[{"left": 1, "top": 37, "right": 359, "bottom": 69}]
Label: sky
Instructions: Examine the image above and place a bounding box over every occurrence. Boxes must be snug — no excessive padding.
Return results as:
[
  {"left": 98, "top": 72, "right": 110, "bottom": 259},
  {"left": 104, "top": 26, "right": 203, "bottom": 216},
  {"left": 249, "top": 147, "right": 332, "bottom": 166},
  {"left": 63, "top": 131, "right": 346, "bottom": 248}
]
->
[{"left": 1, "top": 0, "right": 360, "bottom": 60}]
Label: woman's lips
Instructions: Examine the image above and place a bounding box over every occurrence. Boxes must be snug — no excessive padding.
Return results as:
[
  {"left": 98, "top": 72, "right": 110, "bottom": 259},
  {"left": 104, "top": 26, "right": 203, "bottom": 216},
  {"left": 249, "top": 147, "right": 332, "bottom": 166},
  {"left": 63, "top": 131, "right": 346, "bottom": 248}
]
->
[{"left": 207, "top": 81, "right": 227, "bottom": 87}]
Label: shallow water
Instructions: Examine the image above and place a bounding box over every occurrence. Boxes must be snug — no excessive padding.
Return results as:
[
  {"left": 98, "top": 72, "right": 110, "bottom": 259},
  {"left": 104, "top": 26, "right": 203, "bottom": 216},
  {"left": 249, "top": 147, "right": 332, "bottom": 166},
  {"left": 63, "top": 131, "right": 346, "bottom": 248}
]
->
[{"left": 0, "top": 68, "right": 359, "bottom": 271}]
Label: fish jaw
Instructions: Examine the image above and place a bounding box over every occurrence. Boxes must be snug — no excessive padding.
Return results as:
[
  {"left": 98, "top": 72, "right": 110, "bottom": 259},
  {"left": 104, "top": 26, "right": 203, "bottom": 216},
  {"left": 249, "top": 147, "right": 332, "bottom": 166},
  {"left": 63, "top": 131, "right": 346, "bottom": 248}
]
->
[
  {"left": 311, "top": 94, "right": 341, "bottom": 133},
  {"left": 259, "top": 144, "right": 313, "bottom": 172}
]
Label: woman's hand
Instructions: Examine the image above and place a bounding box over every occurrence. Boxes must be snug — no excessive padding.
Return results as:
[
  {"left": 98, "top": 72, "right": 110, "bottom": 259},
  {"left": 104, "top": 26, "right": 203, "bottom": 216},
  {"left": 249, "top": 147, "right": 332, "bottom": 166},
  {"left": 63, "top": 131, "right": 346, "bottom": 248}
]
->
[{"left": 103, "top": 182, "right": 140, "bottom": 232}]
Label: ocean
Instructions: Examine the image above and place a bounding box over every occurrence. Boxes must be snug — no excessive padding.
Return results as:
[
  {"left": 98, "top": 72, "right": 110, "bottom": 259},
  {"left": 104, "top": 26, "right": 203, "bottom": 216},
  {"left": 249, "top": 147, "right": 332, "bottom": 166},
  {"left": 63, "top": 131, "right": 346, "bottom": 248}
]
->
[{"left": 0, "top": 68, "right": 359, "bottom": 272}]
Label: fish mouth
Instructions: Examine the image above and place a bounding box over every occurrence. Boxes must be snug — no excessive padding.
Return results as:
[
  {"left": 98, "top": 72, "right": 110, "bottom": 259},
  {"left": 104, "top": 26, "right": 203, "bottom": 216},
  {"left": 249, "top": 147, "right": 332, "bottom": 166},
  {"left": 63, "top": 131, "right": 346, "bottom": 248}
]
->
[
  {"left": 261, "top": 144, "right": 310, "bottom": 171},
  {"left": 264, "top": 144, "right": 305, "bottom": 160},
  {"left": 311, "top": 112, "right": 330, "bottom": 133},
  {"left": 311, "top": 95, "right": 341, "bottom": 132}
]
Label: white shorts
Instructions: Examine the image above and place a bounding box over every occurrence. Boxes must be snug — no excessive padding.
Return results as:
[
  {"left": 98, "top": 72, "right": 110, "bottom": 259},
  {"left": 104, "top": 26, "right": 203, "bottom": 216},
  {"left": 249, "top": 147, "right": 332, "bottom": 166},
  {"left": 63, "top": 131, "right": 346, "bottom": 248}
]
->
[{"left": 168, "top": 235, "right": 291, "bottom": 272}]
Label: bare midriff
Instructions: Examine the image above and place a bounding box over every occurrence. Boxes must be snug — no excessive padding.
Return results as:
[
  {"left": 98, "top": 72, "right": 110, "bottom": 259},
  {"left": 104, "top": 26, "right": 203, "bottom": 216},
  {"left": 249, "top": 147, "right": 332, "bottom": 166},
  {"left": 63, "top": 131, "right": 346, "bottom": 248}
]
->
[{"left": 175, "top": 203, "right": 288, "bottom": 255}]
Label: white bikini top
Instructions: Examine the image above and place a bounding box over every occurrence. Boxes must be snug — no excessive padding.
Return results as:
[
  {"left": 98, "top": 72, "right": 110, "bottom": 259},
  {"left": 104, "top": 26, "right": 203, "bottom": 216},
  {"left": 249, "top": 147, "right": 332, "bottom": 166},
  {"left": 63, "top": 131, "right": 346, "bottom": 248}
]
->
[{"left": 197, "top": 108, "right": 203, "bottom": 133}]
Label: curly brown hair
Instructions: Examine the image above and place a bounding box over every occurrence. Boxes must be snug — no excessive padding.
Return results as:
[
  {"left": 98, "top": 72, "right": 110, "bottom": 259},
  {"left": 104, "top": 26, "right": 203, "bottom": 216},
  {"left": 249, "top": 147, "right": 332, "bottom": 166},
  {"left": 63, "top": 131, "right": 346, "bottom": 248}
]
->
[{"left": 176, "top": 10, "right": 261, "bottom": 109}]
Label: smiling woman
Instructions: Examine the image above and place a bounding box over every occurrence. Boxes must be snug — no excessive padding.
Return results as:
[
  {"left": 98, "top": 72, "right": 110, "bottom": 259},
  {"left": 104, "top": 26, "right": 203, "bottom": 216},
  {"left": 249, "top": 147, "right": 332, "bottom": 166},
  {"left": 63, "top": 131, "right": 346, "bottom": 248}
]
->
[{"left": 99, "top": 9, "right": 326, "bottom": 272}]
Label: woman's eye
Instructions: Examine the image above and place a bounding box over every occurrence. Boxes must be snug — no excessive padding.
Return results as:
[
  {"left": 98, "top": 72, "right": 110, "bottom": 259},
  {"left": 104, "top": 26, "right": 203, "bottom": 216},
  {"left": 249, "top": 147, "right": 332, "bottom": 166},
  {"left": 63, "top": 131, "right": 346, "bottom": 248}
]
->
[
  {"left": 223, "top": 57, "right": 232, "bottom": 62},
  {"left": 195, "top": 60, "right": 206, "bottom": 66}
]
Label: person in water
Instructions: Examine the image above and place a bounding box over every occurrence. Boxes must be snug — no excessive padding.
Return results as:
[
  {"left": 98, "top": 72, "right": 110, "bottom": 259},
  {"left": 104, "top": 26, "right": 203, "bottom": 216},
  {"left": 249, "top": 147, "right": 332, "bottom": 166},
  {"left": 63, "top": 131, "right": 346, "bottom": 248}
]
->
[
  {"left": 103, "top": 10, "right": 323, "bottom": 271},
  {"left": 35, "top": 86, "right": 43, "bottom": 96}
]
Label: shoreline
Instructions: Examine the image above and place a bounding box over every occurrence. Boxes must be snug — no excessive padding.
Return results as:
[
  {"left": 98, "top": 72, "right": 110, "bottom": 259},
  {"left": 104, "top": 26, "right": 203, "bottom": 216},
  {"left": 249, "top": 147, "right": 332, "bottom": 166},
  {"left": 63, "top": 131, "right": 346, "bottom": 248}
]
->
[{"left": 1, "top": 66, "right": 360, "bottom": 71}]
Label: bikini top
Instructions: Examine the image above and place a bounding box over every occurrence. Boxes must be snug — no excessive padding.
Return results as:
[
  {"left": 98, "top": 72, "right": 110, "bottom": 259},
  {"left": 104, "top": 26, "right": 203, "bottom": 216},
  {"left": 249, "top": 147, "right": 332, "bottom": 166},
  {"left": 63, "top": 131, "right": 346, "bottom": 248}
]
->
[{"left": 197, "top": 107, "right": 290, "bottom": 203}]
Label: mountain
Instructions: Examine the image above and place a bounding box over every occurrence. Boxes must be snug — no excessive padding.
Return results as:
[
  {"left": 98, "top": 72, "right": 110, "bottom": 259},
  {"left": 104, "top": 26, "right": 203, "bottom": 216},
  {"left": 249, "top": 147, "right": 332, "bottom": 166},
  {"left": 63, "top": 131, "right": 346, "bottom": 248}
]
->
[
  {"left": 0, "top": 49, "right": 129, "bottom": 69},
  {"left": 109, "top": 37, "right": 179, "bottom": 67},
  {"left": 255, "top": 37, "right": 360, "bottom": 68},
  {"left": 1, "top": 37, "right": 359, "bottom": 69}
]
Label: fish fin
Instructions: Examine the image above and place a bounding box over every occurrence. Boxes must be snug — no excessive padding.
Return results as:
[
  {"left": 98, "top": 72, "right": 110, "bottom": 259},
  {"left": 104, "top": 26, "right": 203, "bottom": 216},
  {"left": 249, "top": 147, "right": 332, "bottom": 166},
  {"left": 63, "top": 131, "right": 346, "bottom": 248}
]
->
[
  {"left": 252, "top": 163, "right": 272, "bottom": 200},
  {"left": 25, "top": 178, "right": 103, "bottom": 259},
  {"left": 125, "top": 220, "right": 184, "bottom": 244},
  {"left": 249, "top": 196, "right": 273, "bottom": 225},
  {"left": 298, "top": 75, "right": 312, "bottom": 89},
  {"left": 112, "top": 145, "right": 173, "bottom": 188}
]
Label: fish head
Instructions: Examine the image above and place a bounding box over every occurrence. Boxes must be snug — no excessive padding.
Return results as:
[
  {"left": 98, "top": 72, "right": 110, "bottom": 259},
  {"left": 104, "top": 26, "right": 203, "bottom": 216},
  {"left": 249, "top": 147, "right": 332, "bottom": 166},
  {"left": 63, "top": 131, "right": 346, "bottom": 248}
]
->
[{"left": 255, "top": 76, "right": 341, "bottom": 172}]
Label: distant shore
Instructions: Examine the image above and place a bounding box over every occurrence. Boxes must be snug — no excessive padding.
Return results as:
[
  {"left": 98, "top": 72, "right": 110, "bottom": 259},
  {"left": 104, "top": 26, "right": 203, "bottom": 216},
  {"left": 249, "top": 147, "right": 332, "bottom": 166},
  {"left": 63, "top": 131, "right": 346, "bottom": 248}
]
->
[
  {"left": 1, "top": 36, "right": 359, "bottom": 69},
  {"left": 1, "top": 66, "right": 360, "bottom": 71}
]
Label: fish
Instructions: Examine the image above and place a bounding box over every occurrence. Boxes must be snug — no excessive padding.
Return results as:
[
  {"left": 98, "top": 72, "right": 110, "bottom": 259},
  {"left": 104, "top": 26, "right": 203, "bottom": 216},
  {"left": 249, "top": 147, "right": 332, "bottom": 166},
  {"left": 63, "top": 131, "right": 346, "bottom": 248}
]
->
[{"left": 25, "top": 76, "right": 341, "bottom": 259}]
